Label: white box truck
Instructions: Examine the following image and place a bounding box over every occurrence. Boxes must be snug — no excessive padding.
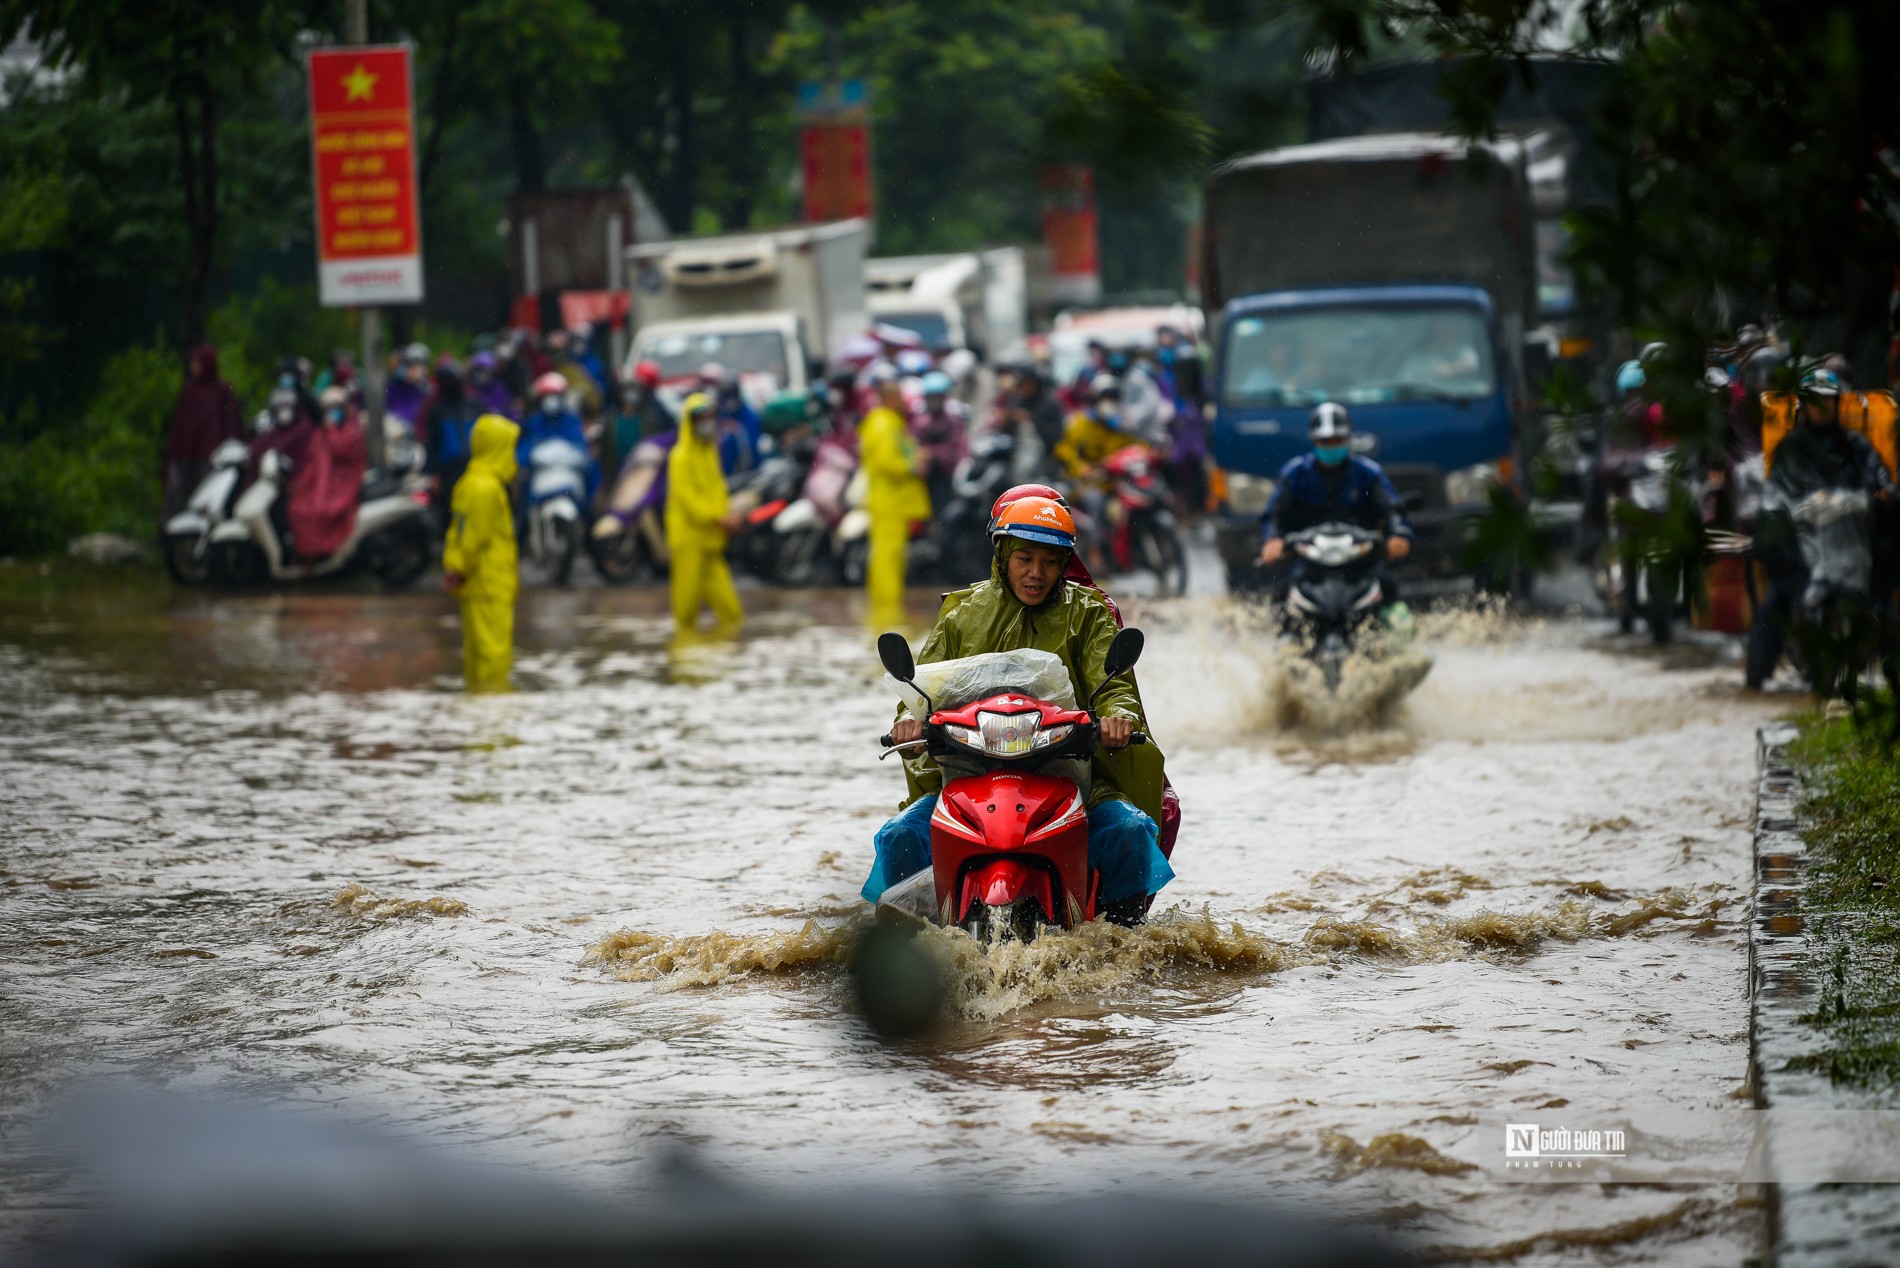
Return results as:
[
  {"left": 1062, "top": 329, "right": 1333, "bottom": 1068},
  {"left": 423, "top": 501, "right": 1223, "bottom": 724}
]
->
[
  {"left": 622, "top": 219, "right": 868, "bottom": 394},
  {"left": 865, "top": 247, "right": 1028, "bottom": 363}
]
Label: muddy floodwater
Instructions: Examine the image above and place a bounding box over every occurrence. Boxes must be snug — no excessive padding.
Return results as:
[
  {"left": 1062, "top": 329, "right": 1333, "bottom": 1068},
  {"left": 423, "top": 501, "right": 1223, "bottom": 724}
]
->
[{"left": 0, "top": 575, "right": 1785, "bottom": 1262}]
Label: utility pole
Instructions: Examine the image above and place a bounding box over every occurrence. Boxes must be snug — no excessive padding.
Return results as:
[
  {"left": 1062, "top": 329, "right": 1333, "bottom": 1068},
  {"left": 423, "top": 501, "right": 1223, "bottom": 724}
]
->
[{"left": 346, "top": 0, "right": 387, "bottom": 473}]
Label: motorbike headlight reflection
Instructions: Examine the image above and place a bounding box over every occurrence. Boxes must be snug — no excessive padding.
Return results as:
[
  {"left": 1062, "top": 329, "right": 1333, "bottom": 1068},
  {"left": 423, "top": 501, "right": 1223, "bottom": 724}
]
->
[{"left": 1444, "top": 461, "right": 1505, "bottom": 508}]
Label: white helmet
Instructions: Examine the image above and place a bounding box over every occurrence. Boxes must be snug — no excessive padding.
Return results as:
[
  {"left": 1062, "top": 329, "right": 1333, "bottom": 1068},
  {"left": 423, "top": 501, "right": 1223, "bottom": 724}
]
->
[{"left": 1307, "top": 401, "right": 1352, "bottom": 442}]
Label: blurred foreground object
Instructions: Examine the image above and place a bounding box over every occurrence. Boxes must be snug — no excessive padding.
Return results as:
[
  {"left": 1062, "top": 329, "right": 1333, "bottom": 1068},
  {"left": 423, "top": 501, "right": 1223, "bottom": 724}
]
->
[{"left": 22, "top": 1086, "right": 1411, "bottom": 1267}]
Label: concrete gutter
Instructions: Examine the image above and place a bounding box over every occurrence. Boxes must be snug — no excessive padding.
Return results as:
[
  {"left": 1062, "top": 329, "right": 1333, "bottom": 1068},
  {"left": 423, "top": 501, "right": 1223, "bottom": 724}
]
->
[{"left": 1750, "top": 722, "right": 1900, "bottom": 1266}]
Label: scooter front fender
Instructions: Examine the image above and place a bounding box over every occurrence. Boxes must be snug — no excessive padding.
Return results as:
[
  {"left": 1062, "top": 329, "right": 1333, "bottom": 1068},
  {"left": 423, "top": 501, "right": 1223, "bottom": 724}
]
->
[
  {"left": 958, "top": 858, "right": 1056, "bottom": 927},
  {"left": 165, "top": 513, "right": 207, "bottom": 537}
]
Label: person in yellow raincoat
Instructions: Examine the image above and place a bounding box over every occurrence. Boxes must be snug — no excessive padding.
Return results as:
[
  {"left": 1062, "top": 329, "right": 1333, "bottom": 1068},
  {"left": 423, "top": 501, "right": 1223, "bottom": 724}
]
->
[
  {"left": 666, "top": 393, "right": 744, "bottom": 632},
  {"left": 442, "top": 413, "right": 520, "bottom": 692},
  {"left": 859, "top": 363, "right": 931, "bottom": 613}
]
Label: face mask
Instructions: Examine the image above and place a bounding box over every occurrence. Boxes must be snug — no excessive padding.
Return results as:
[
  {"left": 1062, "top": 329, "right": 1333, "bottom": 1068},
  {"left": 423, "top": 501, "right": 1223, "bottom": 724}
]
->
[
  {"left": 1315, "top": 443, "right": 1349, "bottom": 466},
  {"left": 326, "top": 408, "right": 346, "bottom": 424},
  {"left": 540, "top": 397, "right": 561, "bottom": 416},
  {"left": 1158, "top": 347, "right": 1178, "bottom": 367},
  {"left": 273, "top": 408, "right": 296, "bottom": 427},
  {"left": 693, "top": 417, "right": 716, "bottom": 437},
  {"left": 277, "top": 372, "right": 297, "bottom": 388},
  {"left": 1098, "top": 401, "right": 1121, "bottom": 423}
]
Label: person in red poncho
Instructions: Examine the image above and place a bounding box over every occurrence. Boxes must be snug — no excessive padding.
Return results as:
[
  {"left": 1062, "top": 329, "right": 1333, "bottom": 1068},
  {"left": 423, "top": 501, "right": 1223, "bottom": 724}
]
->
[
  {"left": 163, "top": 344, "right": 245, "bottom": 521},
  {"left": 286, "top": 386, "right": 369, "bottom": 561},
  {"left": 987, "top": 483, "right": 1183, "bottom": 861}
]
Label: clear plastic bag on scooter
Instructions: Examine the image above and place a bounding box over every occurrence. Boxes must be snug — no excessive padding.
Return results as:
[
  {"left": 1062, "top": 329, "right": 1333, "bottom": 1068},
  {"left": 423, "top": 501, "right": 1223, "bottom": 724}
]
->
[{"left": 885, "top": 649, "right": 1077, "bottom": 718}]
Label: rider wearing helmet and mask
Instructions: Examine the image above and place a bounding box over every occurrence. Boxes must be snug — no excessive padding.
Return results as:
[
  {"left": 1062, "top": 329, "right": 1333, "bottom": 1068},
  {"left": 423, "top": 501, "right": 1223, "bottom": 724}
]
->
[
  {"left": 866, "top": 496, "right": 1175, "bottom": 926},
  {"left": 912, "top": 369, "right": 968, "bottom": 512},
  {"left": 666, "top": 392, "right": 745, "bottom": 633},
  {"left": 517, "top": 371, "right": 600, "bottom": 505},
  {"left": 604, "top": 360, "right": 675, "bottom": 480},
  {"left": 1746, "top": 367, "right": 1896, "bottom": 685},
  {"left": 1258, "top": 402, "right": 1414, "bottom": 611},
  {"left": 1054, "top": 374, "right": 1132, "bottom": 483}
]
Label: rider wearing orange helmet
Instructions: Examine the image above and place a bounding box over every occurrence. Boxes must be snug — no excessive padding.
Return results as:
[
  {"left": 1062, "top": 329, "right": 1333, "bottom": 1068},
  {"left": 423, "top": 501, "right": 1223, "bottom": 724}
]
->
[
  {"left": 983, "top": 483, "right": 1182, "bottom": 861},
  {"left": 866, "top": 494, "right": 1175, "bottom": 925}
]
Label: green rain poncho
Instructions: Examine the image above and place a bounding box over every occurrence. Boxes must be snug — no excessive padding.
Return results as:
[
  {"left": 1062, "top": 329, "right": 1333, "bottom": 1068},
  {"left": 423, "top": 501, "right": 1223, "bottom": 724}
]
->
[{"left": 897, "top": 540, "right": 1168, "bottom": 822}]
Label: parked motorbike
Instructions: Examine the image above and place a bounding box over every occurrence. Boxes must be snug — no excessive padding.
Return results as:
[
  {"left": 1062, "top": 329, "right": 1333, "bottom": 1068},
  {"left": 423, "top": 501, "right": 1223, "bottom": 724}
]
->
[
  {"left": 1281, "top": 522, "right": 1387, "bottom": 691},
  {"left": 731, "top": 446, "right": 826, "bottom": 586},
  {"left": 1102, "top": 444, "right": 1188, "bottom": 596},
  {"left": 872, "top": 630, "right": 1149, "bottom": 944},
  {"left": 523, "top": 437, "right": 590, "bottom": 586},
  {"left": 1744, "top": 487, "right": 1877, "bottom": 691},
  {"left": 834, "top": 430, "right": 1017, "bottom": 588},
  {"left": 588, "top": 436, "right": 670, "bottom": 584},
  {"left": 162, "top": 438, "right": 250, "bottom": 584},
  {"left": 197, "top": 449, "right": 432, "bottom": 588},
  {"left": 1598, "top": 446, "right": 1708, "bottom": 644}
]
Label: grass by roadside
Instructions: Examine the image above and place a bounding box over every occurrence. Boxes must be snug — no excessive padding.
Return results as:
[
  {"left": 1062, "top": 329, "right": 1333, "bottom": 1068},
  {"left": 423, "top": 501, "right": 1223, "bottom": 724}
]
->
[
  {"left": 0, "top": 556, "right": 166, "bottom": 599},
  {"left": 1787, "top": 696, "right": 1900, "bottom": 1088}
]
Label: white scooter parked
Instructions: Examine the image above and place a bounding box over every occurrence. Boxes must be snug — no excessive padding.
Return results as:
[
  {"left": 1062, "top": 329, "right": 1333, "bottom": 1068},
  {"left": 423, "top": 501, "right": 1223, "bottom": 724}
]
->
[
  {"left": 195, "top": 446, "right": 433, "bottom": 588},
  {"left": 162, "top": 438, "right": 251, "bottom": 584},
  {"left": 523, "top": 436, "right": 590, "bottom": 586}
]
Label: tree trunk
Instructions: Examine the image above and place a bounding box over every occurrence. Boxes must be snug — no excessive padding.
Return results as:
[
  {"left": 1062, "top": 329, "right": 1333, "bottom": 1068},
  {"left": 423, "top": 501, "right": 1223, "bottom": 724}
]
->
[
  {"left": 418, "top": 9, "right": 464, "bottom": 195},
  {"left": 722, "top": 19, "right": 756, "bottom": 229},
  {"left": 508, "top": 72, "right": 546, "bottom": 194},
  {"left": 172, "top": 35, "right": 218, "bottom": 347}
]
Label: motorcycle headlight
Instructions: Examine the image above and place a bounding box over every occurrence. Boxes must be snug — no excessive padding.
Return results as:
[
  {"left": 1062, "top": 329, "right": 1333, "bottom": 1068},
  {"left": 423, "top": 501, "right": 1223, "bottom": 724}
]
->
[
  {"left": 978, "top": 710, "right": 1040, "bottom": 757},
  {"left": 944, "top": 713, "right": 1076, "bottom": 758},
  {"left": 1444, "top": 461, "right": 1505, "bottom": 508},
  {"left": 1224, "top": 470, "right": 1276, "bottom": 518}
]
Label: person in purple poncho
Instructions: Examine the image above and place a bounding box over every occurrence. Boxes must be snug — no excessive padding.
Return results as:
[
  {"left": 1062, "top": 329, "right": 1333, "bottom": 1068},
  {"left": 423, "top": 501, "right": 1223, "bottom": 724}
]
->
[
  {"left": 383, "top": 343, "right": 431, "bottom": 431},
  {"left": 467, "top": 350, "right": 517, "bottom": 419}
]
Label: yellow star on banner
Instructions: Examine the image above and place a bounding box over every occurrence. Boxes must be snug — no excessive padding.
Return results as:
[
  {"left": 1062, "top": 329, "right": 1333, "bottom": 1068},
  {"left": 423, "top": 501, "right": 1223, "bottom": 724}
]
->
[{"left": 341, "top": 62, "right": 378, "bottom": 103}]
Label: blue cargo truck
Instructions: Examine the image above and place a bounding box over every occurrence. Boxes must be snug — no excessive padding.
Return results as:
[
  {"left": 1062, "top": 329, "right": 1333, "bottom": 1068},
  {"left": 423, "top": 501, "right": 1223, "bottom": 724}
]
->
[{"left": 1201, "top": 133, "right": 1540, "bottom": 594}]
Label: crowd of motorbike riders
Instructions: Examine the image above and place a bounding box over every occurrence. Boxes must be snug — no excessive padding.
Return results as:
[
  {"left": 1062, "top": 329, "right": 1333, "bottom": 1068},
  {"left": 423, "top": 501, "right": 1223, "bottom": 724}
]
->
[
  {"left": 1575, "top": 327, "right": 1898, "bottom": 690},
  {"left": 162, "top": 321, "right": 1212, "bottom": 603},
  {"left": 163, "top": 312, "right": 1898, "bottom": 693}
]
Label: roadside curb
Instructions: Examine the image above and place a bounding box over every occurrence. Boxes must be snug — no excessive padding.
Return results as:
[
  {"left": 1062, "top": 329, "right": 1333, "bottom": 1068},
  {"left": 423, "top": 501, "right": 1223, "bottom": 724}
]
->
[{"left": 1750, "top": 722, "right": 1900, "bottom": 1266}]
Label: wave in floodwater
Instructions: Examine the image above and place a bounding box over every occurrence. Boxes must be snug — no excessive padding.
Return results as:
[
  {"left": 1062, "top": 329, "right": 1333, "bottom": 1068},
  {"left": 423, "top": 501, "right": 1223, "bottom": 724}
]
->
[
  {"left": 1121, "top": 597, "right": 1540, "bottom": 747},
  {"left": 583, "top": 885, "right": 1722, "bottom": 1021}
]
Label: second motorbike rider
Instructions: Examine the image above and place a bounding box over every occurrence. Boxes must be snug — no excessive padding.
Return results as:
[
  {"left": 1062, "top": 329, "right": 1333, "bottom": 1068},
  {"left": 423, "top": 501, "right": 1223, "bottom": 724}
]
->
[{"left": 1258, "top": 402, "right": 1415, "bottom": 622}]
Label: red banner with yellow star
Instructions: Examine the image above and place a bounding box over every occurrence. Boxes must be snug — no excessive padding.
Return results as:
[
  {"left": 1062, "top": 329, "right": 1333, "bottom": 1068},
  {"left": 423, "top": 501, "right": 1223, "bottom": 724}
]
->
[{"left": 307, "top": 45, "right": 423, "bottom": 305}]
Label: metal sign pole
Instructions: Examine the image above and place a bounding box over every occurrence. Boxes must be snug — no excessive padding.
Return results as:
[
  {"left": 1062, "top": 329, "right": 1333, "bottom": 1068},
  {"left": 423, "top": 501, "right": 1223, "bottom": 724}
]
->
[{"left": 345, "top": 0, "right": 387, "bottom": 473}]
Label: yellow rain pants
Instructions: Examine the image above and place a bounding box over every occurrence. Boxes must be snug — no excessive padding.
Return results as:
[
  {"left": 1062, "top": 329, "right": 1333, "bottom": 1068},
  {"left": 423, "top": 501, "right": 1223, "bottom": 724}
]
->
[
  {"left": 443, "top": 414, "right": 521, "bottom": 692},
  {"left": 665, "top": 408, "right": 744, "bottom": 632},
  {"left": 859, "top": 404, "right": 930, "bottom": 613}
]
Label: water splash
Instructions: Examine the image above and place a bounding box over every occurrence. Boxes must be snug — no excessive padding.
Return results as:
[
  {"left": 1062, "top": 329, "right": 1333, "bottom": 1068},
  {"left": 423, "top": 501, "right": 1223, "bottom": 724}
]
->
[{"left": 329, "top": 882, "right": 468, "bottom": 921}]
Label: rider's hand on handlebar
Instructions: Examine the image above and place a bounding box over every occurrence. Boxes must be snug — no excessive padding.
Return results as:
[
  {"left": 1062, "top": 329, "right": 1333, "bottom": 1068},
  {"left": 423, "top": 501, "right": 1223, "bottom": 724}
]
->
[
  {"left": 1259, "top": 538, "right": 1285, "bottom": 566},
  {"left": 1099, "top": 716, "right": 1134, "bottom": 749},
  {"left": 890, "top": 719, "right": 925, "bottom": 747},
  {"left": 1386, "top": 536, "right": 1412, "bottom": 561}
]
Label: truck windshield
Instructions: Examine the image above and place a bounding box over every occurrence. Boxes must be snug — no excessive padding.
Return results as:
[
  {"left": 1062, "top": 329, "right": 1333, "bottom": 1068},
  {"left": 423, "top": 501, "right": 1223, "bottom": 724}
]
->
[
  {"left": 877, "top": 311, "right": 952, "bottom": 350},
  {"left": 640, "top": 331, "right": 789, "bottom": 384},
  {"left": 1223, "top": 306, "right": 1496, "bottom": 407}
]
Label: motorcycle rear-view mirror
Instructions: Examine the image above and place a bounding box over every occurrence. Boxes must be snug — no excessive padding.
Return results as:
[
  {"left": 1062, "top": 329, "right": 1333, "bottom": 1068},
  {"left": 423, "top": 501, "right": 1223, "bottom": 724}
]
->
[
  {"left": 1090, "top": 628, "right": 1146, "bottom": 707},
  {"left": 877, "top": 632, "right": 916, "bottom": 684}
]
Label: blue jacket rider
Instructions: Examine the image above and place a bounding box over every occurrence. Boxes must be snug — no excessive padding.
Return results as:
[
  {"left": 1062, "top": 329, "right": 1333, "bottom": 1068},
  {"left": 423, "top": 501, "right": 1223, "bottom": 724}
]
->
[{"left": 1257, "top": 401, "right": 1414, "bottom": 592}]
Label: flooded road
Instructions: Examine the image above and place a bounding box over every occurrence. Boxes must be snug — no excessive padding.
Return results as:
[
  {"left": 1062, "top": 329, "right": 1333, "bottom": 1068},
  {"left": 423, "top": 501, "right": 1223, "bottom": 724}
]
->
[{"left": 0, "top": 573, "right": 1784, "bottom": 1262}]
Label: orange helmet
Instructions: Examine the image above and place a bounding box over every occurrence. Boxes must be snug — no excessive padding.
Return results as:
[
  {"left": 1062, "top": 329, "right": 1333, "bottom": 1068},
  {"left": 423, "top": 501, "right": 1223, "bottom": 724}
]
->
[
  {"left": 989, "top": 483, "right": 1066, "bottom": 533},
  {"left": 991, "top": 495, "right": 1076, "bottom": 551}
]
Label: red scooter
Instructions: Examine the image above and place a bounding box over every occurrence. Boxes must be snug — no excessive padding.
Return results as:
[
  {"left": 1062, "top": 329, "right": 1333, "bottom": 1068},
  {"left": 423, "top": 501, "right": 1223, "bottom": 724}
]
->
[{"left": 874, "top": 630, "right": 1147, "bottom": 943}]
